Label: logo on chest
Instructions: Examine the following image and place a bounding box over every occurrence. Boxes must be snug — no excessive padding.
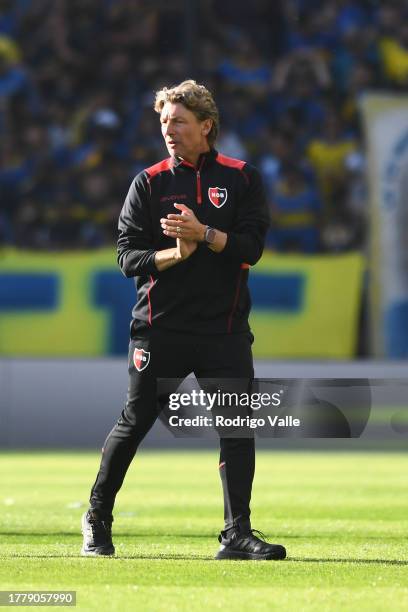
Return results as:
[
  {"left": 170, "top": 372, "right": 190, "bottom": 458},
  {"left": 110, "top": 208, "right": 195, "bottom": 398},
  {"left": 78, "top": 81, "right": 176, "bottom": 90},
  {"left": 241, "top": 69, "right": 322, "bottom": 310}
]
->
[{"left": 208, "top": 187, "right": 228, "bottom": 208}]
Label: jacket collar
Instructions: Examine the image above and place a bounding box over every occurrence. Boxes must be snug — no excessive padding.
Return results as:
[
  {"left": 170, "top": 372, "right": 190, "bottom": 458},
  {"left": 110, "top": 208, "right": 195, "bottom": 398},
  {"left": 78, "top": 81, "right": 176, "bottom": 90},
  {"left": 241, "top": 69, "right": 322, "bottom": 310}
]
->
[{"left": 172, "top": 148, "right": 218, "bottom": 169}]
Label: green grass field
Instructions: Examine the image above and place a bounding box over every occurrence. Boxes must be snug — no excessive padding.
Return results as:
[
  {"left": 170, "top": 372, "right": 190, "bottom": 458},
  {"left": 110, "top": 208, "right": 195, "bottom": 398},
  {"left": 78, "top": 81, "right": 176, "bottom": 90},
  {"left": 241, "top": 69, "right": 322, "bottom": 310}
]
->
[{"left": 1, "top": 451, "right": 408, "bottom": 611}]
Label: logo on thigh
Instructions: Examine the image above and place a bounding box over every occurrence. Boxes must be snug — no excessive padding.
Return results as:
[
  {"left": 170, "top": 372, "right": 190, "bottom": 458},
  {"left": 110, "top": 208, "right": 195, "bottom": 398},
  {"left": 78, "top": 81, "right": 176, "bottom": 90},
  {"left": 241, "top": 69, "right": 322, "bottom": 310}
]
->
[{"left": 133, "top": 347, "right": 150, "bottom": 372}]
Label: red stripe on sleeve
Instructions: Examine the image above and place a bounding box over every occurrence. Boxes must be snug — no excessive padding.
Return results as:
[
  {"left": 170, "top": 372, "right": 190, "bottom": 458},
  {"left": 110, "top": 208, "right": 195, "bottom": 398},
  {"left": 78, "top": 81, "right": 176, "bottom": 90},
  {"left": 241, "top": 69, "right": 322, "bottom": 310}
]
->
[
  {"left": 227, "top": 269, "right": 243, "bottom": 333},
  {"left": 147, "top": 275, "right": 155, "bottom": 325}
]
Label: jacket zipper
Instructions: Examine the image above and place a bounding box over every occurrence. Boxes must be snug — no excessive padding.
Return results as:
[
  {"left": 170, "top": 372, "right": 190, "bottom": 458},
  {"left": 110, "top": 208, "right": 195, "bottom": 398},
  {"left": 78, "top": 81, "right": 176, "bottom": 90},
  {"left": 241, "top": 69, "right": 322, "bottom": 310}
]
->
[
  {"left": 196, "top": 157, "right": 204, "bottom": 205},
  {"left": 181, "top": 157, "right": 205, "bottom": 204}
]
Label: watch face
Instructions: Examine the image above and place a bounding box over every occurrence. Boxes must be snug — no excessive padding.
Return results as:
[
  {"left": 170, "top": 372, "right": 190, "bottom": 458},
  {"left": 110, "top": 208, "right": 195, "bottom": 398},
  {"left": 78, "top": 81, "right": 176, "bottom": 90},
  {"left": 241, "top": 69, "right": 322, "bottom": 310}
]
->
[{"left": 206, "top": 227, "right": 216, "bottom": 244}]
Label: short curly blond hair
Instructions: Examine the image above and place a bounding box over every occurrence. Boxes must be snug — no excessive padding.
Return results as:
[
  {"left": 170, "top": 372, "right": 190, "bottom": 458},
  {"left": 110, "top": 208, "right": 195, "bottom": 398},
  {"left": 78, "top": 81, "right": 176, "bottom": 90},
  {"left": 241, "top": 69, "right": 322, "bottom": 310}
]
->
[{"left": 154, "top": 79, "right": 219, "bottom": 146}]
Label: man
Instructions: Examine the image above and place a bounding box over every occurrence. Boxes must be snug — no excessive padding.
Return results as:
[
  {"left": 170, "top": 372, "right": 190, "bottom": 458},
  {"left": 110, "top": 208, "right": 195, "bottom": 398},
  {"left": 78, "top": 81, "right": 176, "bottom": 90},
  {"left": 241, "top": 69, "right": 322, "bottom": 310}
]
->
[{"left": 81, "top": 80, "right": 286, "bottom": 561}]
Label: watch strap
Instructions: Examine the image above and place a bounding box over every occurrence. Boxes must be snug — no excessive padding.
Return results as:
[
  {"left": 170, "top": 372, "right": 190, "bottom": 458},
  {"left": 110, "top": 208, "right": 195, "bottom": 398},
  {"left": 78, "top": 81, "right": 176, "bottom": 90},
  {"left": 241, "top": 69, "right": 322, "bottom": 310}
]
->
[{"left": 204, "top": 226, "right": 216, "bottom": 244}]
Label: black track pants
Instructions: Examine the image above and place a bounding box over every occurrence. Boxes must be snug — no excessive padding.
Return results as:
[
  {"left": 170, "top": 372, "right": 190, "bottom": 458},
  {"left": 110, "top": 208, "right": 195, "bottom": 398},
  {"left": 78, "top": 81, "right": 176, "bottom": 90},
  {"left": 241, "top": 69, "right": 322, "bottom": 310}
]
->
[{"left": 89, "top": 328, "right": 255, "bottom": 532}]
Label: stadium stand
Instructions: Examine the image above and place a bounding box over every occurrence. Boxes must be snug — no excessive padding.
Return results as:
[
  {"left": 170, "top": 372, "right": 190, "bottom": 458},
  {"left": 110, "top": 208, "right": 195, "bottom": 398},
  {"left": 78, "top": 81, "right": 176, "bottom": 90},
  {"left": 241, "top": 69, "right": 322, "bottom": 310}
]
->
[{"left": 0, "top": 0, "right": 398, "bottom": 252}]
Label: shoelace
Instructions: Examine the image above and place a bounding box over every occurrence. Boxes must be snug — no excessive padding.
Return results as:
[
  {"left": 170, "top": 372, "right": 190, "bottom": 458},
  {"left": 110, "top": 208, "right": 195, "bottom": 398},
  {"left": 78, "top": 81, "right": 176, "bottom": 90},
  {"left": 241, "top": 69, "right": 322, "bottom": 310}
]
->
[
  {"left": 219, "top": 527, "right": 269, "bottom": 545},
  {"left": 250, "top": 529, "right": 267, "bottom": 541},
  {"left": 238, "top": 529, "right": 270, "bottom": 553}
]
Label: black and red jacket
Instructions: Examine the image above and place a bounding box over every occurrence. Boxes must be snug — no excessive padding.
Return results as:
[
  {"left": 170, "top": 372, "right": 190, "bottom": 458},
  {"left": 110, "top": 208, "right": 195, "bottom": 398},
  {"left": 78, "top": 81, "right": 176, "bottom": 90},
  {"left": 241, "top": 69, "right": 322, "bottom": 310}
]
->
[{"left": 117, "top": 148, "right": 270, "bottom": 335}]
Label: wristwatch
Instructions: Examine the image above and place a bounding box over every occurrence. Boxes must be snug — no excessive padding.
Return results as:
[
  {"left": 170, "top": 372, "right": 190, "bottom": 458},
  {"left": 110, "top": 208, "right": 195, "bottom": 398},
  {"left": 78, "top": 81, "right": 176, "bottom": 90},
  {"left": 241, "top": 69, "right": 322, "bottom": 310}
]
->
[{"left": 204, "top": 226, "right": 216, "bottom": 244}]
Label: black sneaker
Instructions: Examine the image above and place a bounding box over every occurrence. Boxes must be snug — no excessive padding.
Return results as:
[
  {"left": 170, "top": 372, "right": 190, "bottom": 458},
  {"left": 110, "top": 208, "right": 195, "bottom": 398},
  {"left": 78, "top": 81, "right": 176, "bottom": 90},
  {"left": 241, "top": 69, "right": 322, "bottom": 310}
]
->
[
  {"left": 215, "top": 528, "right": 286, "bottom": 560},
  {"left": 81, "top": 510, "right": 115, "bottom": 556}
]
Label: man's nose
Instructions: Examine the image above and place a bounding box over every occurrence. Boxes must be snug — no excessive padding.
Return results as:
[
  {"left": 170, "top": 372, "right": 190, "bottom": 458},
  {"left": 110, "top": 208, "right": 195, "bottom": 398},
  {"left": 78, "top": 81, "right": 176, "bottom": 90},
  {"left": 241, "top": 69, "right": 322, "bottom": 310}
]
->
[{"left": 164, "top": 123, "right": 174, "bottom": 137}]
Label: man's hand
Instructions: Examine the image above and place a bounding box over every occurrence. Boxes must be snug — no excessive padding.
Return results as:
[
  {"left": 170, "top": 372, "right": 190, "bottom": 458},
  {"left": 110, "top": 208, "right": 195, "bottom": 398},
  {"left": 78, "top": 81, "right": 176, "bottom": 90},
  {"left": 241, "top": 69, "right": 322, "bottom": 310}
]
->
[
  {"left": 160, "top": 203, "right": 206, "bottom": 242},
  {"left": 176, "top": 236, "right": 197, "bottom": 260},
  {"left": 154, "top": 231, "right": 197, "bottom": 272}
]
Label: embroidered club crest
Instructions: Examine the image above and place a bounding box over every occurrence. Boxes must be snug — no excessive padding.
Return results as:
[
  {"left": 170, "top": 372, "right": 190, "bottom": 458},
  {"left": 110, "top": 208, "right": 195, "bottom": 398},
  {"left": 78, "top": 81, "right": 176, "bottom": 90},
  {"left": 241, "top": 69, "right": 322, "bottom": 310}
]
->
[
  {"left": 208, "top": 187, "right": 228, "bottom": 208},
  {"left": 133, "top": 347, "right": 150, "bottom": 372}
]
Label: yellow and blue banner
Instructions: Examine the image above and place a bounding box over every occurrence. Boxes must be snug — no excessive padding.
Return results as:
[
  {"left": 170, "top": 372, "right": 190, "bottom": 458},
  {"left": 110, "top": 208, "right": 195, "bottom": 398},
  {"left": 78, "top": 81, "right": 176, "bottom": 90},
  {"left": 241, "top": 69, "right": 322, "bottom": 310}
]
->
[{"left": 0, "top": 248, "right": 363, "bottom": 358}]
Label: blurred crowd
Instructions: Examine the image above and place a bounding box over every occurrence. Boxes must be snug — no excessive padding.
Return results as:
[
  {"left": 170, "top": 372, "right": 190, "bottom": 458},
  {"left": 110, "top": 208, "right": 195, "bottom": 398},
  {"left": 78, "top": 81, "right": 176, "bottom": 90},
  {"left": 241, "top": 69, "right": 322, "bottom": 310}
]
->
[{"left": 0, "top": 0, "right": 406, "bottom": 252}]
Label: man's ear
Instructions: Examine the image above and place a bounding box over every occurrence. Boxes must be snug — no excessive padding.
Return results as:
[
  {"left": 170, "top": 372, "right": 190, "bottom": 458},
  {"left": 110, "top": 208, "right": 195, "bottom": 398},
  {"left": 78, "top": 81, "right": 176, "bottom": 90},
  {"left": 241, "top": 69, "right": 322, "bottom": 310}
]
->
[{"left": 202, "top": 119, "right": 213, "bottom": 136}]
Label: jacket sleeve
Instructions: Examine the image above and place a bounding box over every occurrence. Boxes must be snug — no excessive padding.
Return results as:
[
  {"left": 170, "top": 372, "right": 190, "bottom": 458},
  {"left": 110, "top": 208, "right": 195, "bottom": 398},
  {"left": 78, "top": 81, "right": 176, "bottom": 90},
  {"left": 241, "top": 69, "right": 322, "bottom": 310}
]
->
[
  {"left": 117, "top": 172, "right": 158, "bottom": 278},
  {"left": 220, "top": 165, "right": 270, "bottom": 265}
]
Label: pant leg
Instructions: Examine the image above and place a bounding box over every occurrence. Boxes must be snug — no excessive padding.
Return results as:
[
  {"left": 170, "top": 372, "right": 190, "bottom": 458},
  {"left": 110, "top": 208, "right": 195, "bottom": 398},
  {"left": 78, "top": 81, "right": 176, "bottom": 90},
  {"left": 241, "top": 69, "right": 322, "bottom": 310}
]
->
[
  {"left": 218, "top": 438, "right": 254, "bottom": 532},
  {"left": 193, "top": 332, "right": 255, "bottom": 532},
  {"left": 90, "top": 329, "right": 192, "bottom": 514}
]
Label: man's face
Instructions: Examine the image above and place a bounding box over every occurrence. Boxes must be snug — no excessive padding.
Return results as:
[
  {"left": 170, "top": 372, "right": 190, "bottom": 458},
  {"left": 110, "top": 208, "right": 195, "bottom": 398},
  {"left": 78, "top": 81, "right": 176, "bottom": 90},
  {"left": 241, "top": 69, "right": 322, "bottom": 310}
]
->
[{"left": 160, "top": 102, "right": 211, "bottom": 164}]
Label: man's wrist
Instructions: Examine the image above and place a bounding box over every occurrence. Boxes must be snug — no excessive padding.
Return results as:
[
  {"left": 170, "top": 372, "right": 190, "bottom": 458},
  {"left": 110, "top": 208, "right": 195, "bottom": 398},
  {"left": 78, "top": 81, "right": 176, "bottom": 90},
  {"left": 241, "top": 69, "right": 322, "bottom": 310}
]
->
[
  {"left": 154, "top": 247, "right": 183, "bottom": 271},
  {"left": 208, "top": 229, "right": 228, "bottom": 253},
  {"left": 204, "top": 226, "right": 217, "bottom": 245}
]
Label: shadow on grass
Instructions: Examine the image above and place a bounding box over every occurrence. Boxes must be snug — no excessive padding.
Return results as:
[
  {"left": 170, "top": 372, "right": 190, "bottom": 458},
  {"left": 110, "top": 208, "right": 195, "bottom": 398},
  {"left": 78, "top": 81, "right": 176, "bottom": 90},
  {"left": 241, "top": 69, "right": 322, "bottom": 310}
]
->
[
  {"left": 3, "top": 553, "right": 408, "bottom": 565},
  {"left": 4, "top": 554, "right": 214, "bottom": 561},
  {"left": 0, "top": 532, "right": 214, "bottom": 538},
  {"left": 1, "top": 532, "right": 407, "bottom": 541}
]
